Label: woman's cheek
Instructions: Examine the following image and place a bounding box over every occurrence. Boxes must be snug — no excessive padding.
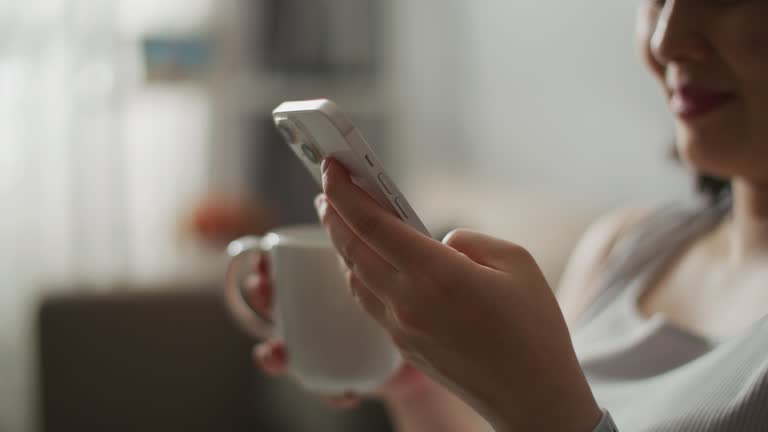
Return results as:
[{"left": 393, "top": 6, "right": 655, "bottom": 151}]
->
[
  {"left": 727, "top": 13, "right": 768, "bottom": 119},
  {"left": 743, "top": 14, "right": 768, "bottom": 69},
  {"left": 742, "top": 15, "right": 768, "bottom": 167}
]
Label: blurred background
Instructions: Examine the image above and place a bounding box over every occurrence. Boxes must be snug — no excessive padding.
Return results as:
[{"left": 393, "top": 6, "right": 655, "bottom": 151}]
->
[{"left": 0, "top": 0, "right": 693, "bottom": 431}]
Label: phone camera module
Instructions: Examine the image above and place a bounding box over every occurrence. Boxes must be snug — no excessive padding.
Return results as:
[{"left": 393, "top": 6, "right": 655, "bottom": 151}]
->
[
  {"left": 301, "top": 143, "right": 322, "bottom": 164},
  {"left": 275, "top": 117, "right": 322, "bottom": 164},
  {"left": 274, "top": 118, "right": 299, "bottom": 145}
]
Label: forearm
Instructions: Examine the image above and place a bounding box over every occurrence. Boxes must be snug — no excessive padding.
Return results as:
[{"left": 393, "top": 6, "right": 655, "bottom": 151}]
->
[{"left": 384, "top": 384, "right": 493, "bottom": 432}]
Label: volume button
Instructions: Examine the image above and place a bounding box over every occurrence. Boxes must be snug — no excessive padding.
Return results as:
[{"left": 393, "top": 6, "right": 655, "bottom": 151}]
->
[
  {"left": 377, "top": 173, "right": 394, "bottom": 195},
  {"left": 394, "top": 196, "right": 410, "bottom": 219}
]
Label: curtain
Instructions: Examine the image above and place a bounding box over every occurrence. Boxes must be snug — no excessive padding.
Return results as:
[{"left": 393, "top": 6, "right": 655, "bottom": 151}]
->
[{"left": 0, "top": 1, "right": 217, "bottom": 430}]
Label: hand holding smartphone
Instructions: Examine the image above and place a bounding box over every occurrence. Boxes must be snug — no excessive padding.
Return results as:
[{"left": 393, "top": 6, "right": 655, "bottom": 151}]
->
[{"left": 272, "top": 99, "right": 430, "bottom": 237}]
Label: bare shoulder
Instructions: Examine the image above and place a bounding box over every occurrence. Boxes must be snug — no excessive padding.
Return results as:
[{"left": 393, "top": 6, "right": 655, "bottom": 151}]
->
[{"left": 557, "top": 206, "right": 653, "bottom": 326}]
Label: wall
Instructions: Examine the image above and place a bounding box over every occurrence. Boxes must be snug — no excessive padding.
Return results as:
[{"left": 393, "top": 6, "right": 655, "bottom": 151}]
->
[
  {"left": 387, "top": 0, "right": 472, "bottom": 181},
  {"left": 391, "top": 0, "right": 694, "bottom": 211}
]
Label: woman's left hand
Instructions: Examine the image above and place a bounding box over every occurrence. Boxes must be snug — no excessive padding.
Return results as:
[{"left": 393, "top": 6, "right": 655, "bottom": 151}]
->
[{"left": 316, "top": 159, "right": 601, "bottom": 432}]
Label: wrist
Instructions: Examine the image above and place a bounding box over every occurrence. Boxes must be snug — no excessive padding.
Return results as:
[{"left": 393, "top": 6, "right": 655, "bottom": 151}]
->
[
  {"left": 493, "top": 404, "right": 601, "bottom": 432},
  {"left": 383, "top": 380, "right": 491, "bottom": 432},
  {"left": 490, "top": 367, "right": 601, "bottom": 432}
]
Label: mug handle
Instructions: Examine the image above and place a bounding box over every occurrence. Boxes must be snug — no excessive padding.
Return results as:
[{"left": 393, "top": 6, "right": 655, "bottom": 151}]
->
[{"left": 224, "top": 236, "right": 274, "bottom": 339}]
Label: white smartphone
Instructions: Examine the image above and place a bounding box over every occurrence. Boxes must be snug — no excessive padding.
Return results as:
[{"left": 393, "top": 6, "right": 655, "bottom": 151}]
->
[{"left": 272, "top": 99, "right": 430, "bottom": 237}]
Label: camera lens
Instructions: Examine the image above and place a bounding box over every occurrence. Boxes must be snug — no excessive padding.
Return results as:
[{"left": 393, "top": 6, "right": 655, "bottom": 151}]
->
[
  {"left": 301, "top": 143, "right": 321, "bottom": 164},
  {"left": 275, "top": 117, "right": 322, "bottom": 164},
  {"left": 274, "top": 118, "right": 299, "bottom": 144}
]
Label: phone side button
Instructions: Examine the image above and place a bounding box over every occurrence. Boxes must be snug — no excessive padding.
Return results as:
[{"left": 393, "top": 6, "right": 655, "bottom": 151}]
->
[
  {"left": 378, "top": 173, "right": 394, "bottom": 194},
  {"left": 394, "top": 197, "right": 410, "bottom": 220}
]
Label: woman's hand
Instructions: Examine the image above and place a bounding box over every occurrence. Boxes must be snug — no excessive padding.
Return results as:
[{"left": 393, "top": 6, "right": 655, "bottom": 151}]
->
[
  {"left": 245, "top": 254, "right": 491, "bottom": 432},
  {"left": 242, "top": 251, "right": 439, "bottom": 403},
  {"left": 316, "top": 158, "right": 601, "bottom": 432},
  {"left": 247, "top": 251, "right": 496, "bottom": 431}
]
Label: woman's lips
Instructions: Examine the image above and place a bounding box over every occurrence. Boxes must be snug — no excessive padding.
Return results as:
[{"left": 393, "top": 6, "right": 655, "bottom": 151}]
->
[{"left": 670, "top": 86, "right": 735, "bottom": 118}]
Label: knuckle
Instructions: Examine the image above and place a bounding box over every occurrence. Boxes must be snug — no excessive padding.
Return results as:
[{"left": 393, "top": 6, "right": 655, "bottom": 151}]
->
[
  {"left": 346, "top": 272, "right": 376, "bottom": 312},
  {"left": 336, "top": 255, "right": 351, "bottom": 276},
  {"left": 340, "top": 238, "right": 359, "bottom": 269},
  {"left": 391, "top": 303, "right": 426, "bottom": 334},
  {"left": 345, "top": 269, "right": 366, "bottom": 297},
  {"left": 344, "top": 268, "right": 357, "bottom": 288},
  {"left": 318, "top": 202, "right": 336, "bottom": 226},
  {"left": 390, "top": 332, "right": 411, "bottom": 352},
  {"left": 508, "top": 242, "right": 535, "bottom": 263},
  {"left": 419, "top": 263, "right": 460, "bottom": 296},
  {"left": 359, "top": 297, "right": 382, "bottom": 320}
]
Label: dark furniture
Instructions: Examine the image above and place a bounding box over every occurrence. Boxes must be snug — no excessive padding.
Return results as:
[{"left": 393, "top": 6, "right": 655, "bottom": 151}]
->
[{"left": 38, "top": 286, "right": 392, "bottom": 432}]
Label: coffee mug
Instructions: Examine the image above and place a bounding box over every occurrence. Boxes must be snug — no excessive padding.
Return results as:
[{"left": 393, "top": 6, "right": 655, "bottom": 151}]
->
[{"left": 225, "top": 225, "right": 402, "bottom": 394}]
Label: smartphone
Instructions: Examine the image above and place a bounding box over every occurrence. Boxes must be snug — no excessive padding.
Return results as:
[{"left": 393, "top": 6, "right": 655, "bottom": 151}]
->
[{"left": 272, "top": 99, "right": 430, "bottom": 237}]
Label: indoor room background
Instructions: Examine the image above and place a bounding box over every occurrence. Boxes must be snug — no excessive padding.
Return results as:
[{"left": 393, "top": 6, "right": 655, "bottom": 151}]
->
[{"left": 0, "top": 1, "right": 689, "bottom": 431}]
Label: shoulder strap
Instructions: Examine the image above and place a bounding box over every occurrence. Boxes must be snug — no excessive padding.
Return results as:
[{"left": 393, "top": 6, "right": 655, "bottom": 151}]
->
[{"left": 575, "top": 200, "right": 728, "bottom": 327}]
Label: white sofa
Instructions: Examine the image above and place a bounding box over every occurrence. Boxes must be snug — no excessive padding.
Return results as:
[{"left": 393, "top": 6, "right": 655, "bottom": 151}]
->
[{"left": 409, "top": 174, "right": 603, "bottom": 290}]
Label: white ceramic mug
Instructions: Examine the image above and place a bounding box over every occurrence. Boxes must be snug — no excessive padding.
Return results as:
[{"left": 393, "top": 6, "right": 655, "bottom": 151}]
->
[{"left": 225, "top": 225, "right": 401, "bottom": 394}]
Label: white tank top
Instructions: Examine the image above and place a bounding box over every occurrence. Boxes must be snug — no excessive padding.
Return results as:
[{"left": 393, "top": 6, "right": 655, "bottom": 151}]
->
[{"left": 571, "top": 201, "right": 768, "bottom": 431}]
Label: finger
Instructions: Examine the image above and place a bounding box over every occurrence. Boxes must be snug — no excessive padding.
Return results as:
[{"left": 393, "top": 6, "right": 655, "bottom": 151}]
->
[
  {"left": 321, "top": 158, "right": 447, "bottom": 273},
  {"left": 334, "top": 254, "right": 390, "bottom": 327},
  {"left": 316, "top": 194, "right": 400, "bottom": 300},
  {"left": 253, "top": 341, "right": 288, "bottom": 376},
  {"left": 377, "top": 363, "right": 431, "bottom": 400},
  {"left": 254, "top": 252, "right": 269, "bottom": 276},
  {"left": 442, "top": 229, "right": 536, "bottom": 273},
  {"left": 347, "top": 268, "right": 390, "bottom": 327},
  {"left": 242, "top": 274, "right": 273, "bottom": 319}
]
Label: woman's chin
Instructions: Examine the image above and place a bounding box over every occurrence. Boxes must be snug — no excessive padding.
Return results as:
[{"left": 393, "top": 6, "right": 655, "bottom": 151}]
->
[{"left": 674, "top": 139, "right": 734, "bottom": 182}]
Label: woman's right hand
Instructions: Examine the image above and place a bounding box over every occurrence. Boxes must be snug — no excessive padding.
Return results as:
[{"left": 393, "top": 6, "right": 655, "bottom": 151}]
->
[{"left": 242, "top": 253, "right": 494, "bottom": 432}]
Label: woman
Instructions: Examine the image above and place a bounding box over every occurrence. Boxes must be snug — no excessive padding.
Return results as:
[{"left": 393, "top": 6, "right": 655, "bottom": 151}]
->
[{"left": 244, "top": 1, "right": 768, "bottom": 430}]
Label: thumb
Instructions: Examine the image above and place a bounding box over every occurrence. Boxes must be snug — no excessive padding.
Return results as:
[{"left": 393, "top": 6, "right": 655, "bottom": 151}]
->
[{"left": 442, "top": 229, "right": 536, "bottom": 272}]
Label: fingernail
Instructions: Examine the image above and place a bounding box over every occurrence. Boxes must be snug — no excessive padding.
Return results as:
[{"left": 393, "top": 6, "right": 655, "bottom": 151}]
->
[
  {"left": 321, "top": 158, "right": 331, "bottom": 174},
  {"left": 255, "top": 343, "right": 271, "bottom": 360},
  {"left": 315, "top": 195, "right": 328, "bottom": 219},
  {"left": 243, "top": 274, "right": 260, "bottom": 295},
  {"left": 254, "top": 343, "right": 287, "bottom": 374}
]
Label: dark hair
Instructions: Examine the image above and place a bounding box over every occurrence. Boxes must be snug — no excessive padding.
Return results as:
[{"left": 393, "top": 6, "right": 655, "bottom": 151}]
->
[
  {"left": 669, "top": 143, "right": 731, "bottom": 205},
  {"left": 695, "top": 173, "right": 731, "bottom": 205}
]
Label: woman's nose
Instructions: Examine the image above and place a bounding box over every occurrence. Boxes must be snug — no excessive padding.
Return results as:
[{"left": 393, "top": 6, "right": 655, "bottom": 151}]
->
[{"left": 650, "top": 0, "right": 712, "bottom": 67}]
